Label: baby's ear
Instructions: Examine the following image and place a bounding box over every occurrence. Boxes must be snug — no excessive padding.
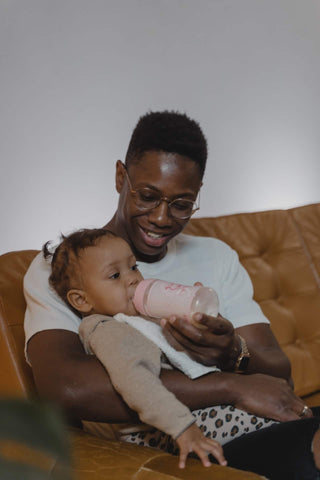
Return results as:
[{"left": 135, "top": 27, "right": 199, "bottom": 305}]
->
[{"left": 67, "top": 289, "right": 93, "bottom": 314}]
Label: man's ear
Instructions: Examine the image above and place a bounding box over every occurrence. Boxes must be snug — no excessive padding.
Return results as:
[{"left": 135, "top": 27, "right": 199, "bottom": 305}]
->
[
  {"left": 67, "top": 289, "right": 93, "bottom": 314},
  {"left": 115, "top": 160, "right": 126, "bottom": 193}
]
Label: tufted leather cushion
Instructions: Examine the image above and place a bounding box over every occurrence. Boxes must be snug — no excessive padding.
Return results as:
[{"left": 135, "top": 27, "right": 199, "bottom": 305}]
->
[{"left": 290, "top": 203, "right": 320, "bottom": 284}]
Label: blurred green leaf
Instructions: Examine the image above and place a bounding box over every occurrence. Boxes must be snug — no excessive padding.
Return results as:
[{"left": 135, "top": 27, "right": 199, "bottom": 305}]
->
[
  {"left": 0, "top": 458, "right": 52, "bottom": 479},
  {"left": 0, "top": 398, "right": 72, "bottom": 479},
  {"left": 0, "top": 398, "right": 69, "bottom": 461}
]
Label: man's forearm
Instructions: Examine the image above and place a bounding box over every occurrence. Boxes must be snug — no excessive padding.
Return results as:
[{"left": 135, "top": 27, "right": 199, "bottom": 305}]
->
[
  {"left": 28, "top": 329, "right": 298, "bottom": 426},
  {"left": 59, "top": 355, "right": 141, "bottom": 423},
  {"left": 161, "top": 368, "right": 307, "bottom": 423},
  {"left": 28, "top": 330, "right": 139, "bottom": 424},
  {"left": 236, "top": 324, "right": 292, "bottom": 380},
  {"left": 160, "top": 369, "right": 238, "bottom": 410},
  {"left": 29, "top": 330, "right": 234, "bottom": 423},
  {"left": 244, "top": 344, "right": 291, "bottom": 379}
]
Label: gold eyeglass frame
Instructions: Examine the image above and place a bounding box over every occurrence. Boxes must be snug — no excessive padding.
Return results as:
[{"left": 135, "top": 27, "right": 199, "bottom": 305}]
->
[{"left": 123, "top": 165, "right": 200, "bottom": 220}]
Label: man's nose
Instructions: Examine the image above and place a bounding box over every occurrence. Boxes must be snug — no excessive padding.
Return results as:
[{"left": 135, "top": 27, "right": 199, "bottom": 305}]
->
[{"left": 147, "top": 201, "right": 173, "bottom": 227}]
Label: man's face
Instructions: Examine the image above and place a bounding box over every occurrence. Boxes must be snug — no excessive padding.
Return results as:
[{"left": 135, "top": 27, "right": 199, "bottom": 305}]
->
[
  {"left": 115, "top": 151, "right": 203, "bottom": 263},
  {"left": 79, "top": 236, "right": 143, "bottom": 316}
]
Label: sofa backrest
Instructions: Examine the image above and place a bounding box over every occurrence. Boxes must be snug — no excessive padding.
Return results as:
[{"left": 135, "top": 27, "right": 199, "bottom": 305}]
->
[
  {"left": 185, "top": 203, "right": 320, "bottom": 397},
  {"left": 0, "top": 250, "right": 39, "bottom": 396},
  {"left": 290, "top": 203, "right": 320, "bottom": 284},
  {"left": 1, "top": 203, "right": 319, "bottom": 399}
]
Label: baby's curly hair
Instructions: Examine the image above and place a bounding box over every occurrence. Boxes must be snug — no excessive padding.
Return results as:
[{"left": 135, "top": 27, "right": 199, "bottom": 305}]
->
[
  {"left": 125, "top": 110, "right": 208, "bottom": 178},
  {"left": 43, "top": 228, "right": 116, "bottom": 315}
]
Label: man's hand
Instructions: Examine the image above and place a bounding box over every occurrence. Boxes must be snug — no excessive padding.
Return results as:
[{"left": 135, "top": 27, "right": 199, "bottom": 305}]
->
[
  {"left": 176, "top": 422, "right": 227, "bottom": 469},
  {"left": 231, "top": 373, "right": 313, "bottom": 422},
  {"left": 160, "top": 313, "right": 240, "bottom": 370}
]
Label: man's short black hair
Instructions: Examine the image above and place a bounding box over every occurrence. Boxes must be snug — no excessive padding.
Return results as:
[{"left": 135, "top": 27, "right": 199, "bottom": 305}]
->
[{"left": 125, "top": 110, "right": 208, "bottom": 178}]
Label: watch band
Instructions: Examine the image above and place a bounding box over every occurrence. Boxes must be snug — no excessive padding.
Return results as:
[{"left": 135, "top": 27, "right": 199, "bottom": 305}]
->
[{"left": 234, "top": 335, "right": 251, "bottom": 373}]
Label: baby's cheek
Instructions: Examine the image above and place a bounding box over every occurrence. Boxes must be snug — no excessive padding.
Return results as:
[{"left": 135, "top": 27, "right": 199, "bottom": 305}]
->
[{"left": 129, "top": 300, "right": 139, "bottom": 316}]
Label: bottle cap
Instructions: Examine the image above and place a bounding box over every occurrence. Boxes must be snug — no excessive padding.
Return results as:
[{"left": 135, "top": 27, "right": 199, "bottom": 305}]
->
[{"left": 133, "top": 279, "right": 155, "bottom": 316}]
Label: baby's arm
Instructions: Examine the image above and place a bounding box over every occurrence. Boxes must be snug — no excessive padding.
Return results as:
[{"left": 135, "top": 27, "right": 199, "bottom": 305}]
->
[
  {"left": 79, "top": 314, "right": 226, "bottom": 467},
  {"left": 79, "top": 314, "right": 194, "bottom": 437}
]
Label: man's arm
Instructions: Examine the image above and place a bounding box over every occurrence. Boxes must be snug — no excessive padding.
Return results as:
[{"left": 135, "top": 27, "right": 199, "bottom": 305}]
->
[
  {"left": 236, "top": 323, "right": 291, "bottom": 379},
  {"left": 164, "top": 367, "right": 312, "bottom": 421},
  {"left": 28, "top": 328, "right": 309, "bottom": 425},
  {"left": 27, "top": 329, "right": 138, "bottom": 423},
  {"left": 161, "top": 316, "right": 291, "bottom": 380}
]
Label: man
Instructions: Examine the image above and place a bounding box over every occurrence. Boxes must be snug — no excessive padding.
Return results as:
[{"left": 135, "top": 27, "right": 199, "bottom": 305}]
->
[{"left": 24, "top": 111, "right": 319, "bottom": 478}]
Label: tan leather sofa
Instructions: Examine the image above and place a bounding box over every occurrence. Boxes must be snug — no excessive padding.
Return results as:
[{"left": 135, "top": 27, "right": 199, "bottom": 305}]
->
[{"left": 1, "top": 202, "right": 320, "bottom": 479}]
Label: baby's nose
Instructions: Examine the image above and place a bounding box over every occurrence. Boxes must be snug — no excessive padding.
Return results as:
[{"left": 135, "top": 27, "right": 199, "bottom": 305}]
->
[{"left": 128, "top": 274, "right": 139, "bottom": 287}]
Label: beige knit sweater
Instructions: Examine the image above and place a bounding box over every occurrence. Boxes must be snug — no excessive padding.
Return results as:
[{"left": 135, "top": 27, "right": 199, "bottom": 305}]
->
[{"left": 79, "top": 314, "right": 195, "bottom": 439}]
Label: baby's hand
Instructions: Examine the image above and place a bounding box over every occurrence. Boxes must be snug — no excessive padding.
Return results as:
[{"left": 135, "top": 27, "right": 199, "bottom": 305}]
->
[{"left": 176, "top": 422, "right": 227, "bottom": 469}]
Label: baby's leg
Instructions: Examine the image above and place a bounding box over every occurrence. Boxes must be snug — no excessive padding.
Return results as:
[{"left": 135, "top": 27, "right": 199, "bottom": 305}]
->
[
  {"left": 121, "top": 404, "right": 278, "bottom": 453},
  {"left": 121, "top": 429, "right": 174, "bottom": 452},
  {"left": 192, "top": 404, "right": 278, "bottom": 445},
  {"left": 122, "top": 410, "right": 320, "bottom": 478}
]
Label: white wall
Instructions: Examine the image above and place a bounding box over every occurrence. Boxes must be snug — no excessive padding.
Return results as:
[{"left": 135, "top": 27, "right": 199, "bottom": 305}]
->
[{"left": 1, "top": 0, "right": 319, "bottom": 254}]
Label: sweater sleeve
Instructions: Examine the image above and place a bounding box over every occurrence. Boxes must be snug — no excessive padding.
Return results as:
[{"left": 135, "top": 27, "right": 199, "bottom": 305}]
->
[{"left": 79, "top": 314, "right": 195, "bottom": 439}]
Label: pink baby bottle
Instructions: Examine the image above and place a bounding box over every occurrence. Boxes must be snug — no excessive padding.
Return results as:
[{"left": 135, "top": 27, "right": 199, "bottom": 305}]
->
[{"left": 133, "top": 279, "right": 219, "bottom": 324}]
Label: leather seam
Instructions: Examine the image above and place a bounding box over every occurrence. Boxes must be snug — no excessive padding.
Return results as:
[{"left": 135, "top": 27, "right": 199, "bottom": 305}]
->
[{"left": 289, "top": 211, "right": 320, "bottom": 290}]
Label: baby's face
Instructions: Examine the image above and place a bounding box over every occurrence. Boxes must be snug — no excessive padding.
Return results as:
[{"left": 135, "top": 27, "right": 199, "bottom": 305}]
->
[{"left": 79, "top": 236, "right": 143, "bottom": 316}]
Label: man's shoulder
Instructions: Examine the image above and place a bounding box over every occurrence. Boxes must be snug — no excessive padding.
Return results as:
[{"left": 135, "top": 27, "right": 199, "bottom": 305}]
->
[
  {"left": 24, "top": 251, "right": 51, "bottom": 283},
  {"left": 24, "top": 250, "right": 80, "bottom": 349},
  {"left": 24, "top": 251, "right": 61, "bottom": 308},
  {"left": 24, "top": 251, "right": 53, "bottom": 293}
]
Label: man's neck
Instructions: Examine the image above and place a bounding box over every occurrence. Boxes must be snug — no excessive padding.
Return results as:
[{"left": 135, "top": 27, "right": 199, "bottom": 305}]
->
[{"left": 104, "top": 214, "right": 126, "bottom": 239}]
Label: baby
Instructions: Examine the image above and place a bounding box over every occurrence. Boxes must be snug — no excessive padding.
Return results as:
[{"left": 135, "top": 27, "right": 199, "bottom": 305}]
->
[{"left": 43, "top": 227, "right": 226, "bottom": 469}]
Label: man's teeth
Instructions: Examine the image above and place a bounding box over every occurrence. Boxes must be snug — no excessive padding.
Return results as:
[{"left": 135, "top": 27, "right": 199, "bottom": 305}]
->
[{"left": 146, "top": 231, "right": 164, "bottom": 239}]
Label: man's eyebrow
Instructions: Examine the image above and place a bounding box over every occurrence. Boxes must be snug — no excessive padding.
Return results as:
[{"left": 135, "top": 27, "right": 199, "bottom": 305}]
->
[
  {"left": 133, "top": 182, "right": 160, "bottom": 191},
  {"left": 134, "top": 183, "right": 196, "bottom": 198}
]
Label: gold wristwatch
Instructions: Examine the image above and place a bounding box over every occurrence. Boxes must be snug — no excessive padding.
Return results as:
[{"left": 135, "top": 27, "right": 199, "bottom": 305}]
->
[{"left": 234, "top": 335, "right": 251, "bottom": 373}]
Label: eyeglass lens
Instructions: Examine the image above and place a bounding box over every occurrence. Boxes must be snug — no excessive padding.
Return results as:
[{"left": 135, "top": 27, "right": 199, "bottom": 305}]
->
[{"left": 134, "top": 188, "right": 196, "bottom": 219}]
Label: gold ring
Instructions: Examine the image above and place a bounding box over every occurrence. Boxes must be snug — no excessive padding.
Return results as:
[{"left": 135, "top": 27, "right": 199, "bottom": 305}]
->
[{"left": 299, "top": 405, "right": 309, "bottom": 417}]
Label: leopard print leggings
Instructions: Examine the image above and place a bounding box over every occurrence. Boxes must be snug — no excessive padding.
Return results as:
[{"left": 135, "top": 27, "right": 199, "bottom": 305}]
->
[{"left": 121, "top": 404, "right": 278, "bottom": 454}]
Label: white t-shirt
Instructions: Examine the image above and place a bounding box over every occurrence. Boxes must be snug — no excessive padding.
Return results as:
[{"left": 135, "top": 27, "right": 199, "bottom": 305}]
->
[{"left": 23, "top": 233, "right": 269, "bottom": 360}]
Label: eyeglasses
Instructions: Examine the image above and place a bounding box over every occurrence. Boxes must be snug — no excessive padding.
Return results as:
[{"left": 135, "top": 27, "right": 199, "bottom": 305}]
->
[{"left": 123, "top": 167, "right": 200, "bottom": 220}]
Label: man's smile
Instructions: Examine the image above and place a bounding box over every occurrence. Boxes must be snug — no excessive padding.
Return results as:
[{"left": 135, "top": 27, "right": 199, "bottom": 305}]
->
[{"left": 138, "top": 225, "right": 171, "bottom": 248}]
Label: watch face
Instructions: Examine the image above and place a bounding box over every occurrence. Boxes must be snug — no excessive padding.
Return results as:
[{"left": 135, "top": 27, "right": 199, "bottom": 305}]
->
[{"left": 238, "top": 355, "right": 250, "bottom": 372}]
